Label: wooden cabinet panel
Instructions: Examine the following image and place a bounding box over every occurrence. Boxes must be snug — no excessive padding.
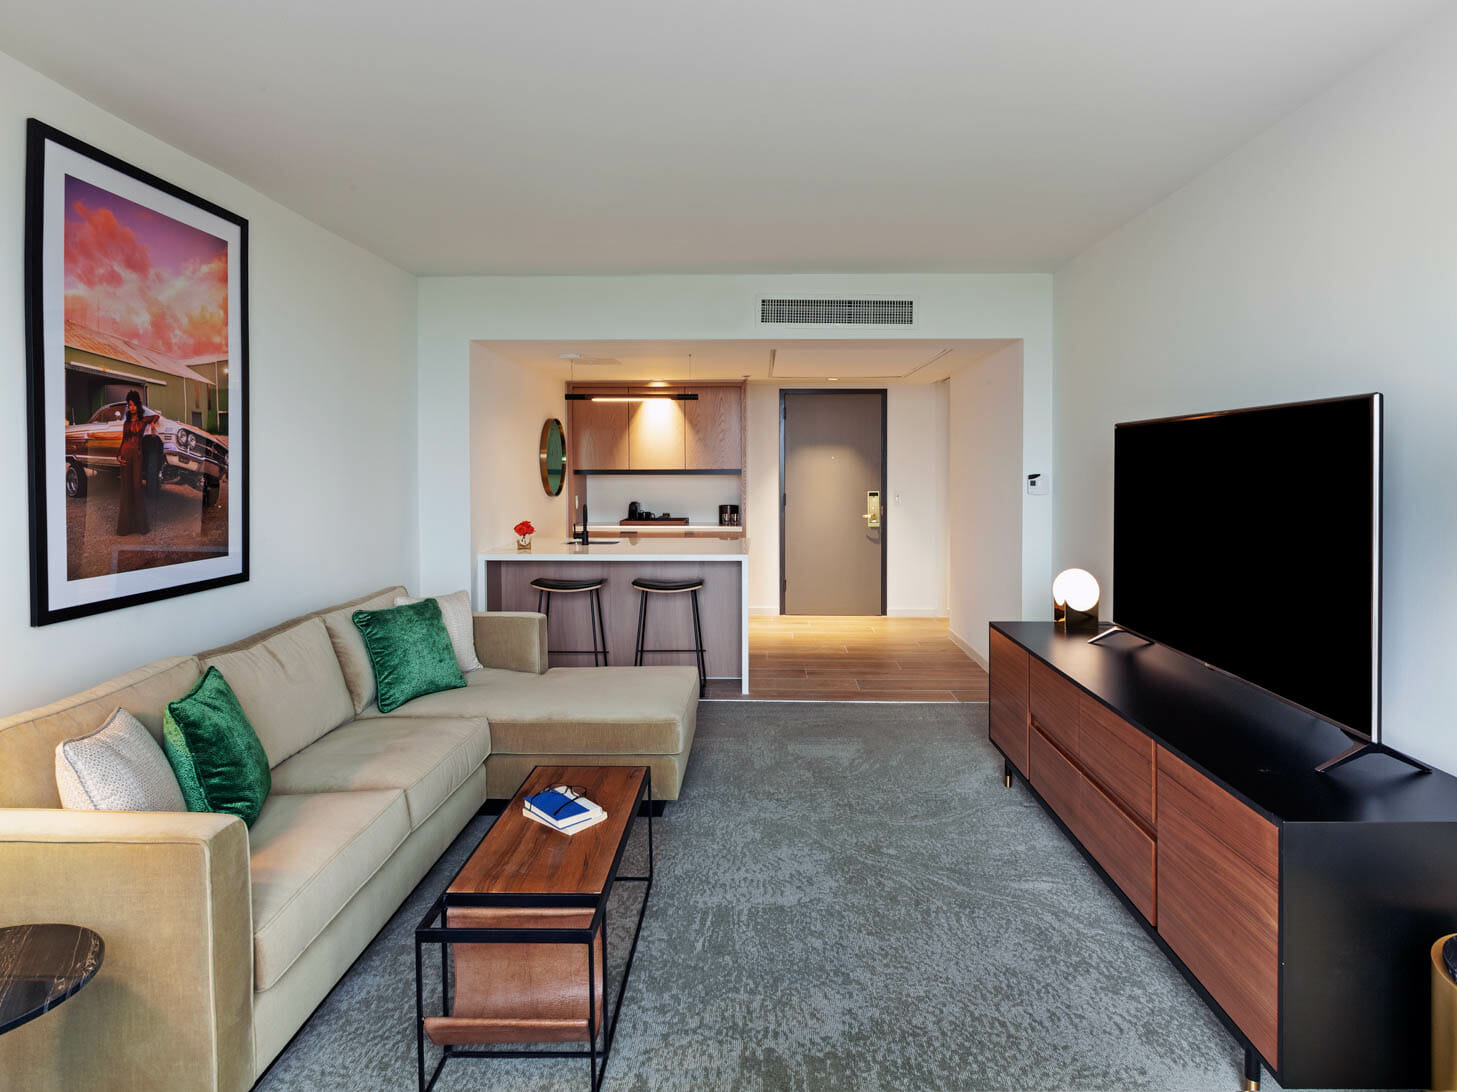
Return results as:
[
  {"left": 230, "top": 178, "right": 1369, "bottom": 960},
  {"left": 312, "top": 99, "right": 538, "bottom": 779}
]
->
[
  {"left": 684, "top": 386, "right": 743, "bottom": 469},
  {"left": 989, "top": 629, "right": 1030, "bottom": 776},
  {"left": 1157, "top": 749, "right": 1278, "bottom": 882},
  {"left": 570, "top": 399, "right": 630, "bottom": 470},
  {"left": 1030, "top": 726, "right": 1085, "bottom": 841},
  {"left": 1029, "top": 658, "right": 1079, "bottom": 756},
  {"left": 1157, "top": 750, "right": 1280, "bottom": 1065},
  {"left": 1080, "top": 773, "right": 1157, "bottom": 923},
  {"left": 628, "top": 399, "right": 685, "bottom": 469},
  {"left": 1078, "top": 697, "right": 1155, "bottom": 828}
]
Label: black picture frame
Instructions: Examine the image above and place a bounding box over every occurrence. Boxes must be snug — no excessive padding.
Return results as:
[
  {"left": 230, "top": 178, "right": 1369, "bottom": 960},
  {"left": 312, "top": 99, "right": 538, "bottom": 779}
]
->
[{"left": 25, "top": 119, "right": 249, "bottom": 626}]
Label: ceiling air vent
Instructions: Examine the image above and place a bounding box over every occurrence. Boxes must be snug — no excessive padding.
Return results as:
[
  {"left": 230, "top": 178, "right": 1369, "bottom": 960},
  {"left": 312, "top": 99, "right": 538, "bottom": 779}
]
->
[{"left": 760, "top": 298, "right": 914, "bottom": 326}]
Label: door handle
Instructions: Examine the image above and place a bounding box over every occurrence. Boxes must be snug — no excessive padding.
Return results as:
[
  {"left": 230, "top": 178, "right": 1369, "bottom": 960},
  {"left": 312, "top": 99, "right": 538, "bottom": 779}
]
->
[{"left": 863, "top": 490, "right": 881, "bottom": 528}]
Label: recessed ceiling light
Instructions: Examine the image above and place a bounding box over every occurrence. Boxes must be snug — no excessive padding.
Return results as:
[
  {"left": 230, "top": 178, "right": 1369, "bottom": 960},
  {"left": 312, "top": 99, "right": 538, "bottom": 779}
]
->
[{"left": 827, "top": 377, "right": 839, "bottom": 381}]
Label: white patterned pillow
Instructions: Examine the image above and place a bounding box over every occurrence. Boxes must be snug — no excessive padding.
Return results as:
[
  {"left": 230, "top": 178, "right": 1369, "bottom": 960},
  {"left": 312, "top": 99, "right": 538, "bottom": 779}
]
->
[
  {"left": 395, "top": 590, "right": 483, "bottom": 673},
  {"left": 55, "top": 707, "right": 186, "bottom": 812}
]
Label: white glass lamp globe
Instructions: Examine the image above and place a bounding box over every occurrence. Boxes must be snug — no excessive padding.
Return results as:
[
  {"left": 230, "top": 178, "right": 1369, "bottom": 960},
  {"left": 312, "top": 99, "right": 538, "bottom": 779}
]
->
[
  {"left": 1052, "top": 568, "right": 1100, "bottom": 612},
  {"left": 1052, "top": 568, "right": 1100, "bottom": 632}
]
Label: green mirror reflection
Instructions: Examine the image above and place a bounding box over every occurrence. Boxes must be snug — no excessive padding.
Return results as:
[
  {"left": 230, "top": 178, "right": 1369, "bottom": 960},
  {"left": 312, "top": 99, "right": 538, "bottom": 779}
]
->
[{"left": 540, "top": 418, "right": 566, "bottom": 496}]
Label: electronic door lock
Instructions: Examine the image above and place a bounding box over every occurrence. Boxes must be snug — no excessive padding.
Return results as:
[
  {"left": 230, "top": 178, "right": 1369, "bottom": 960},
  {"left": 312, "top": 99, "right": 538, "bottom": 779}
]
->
[{"left": 863, "top": 490, "right": 882, "bottom": 529}]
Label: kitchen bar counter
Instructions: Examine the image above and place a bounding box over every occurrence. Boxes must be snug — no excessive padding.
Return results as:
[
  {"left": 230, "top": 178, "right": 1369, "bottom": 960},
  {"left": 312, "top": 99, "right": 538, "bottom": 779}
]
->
[{"left": 477, "top": 540, "right": 748, "bottom": 691}]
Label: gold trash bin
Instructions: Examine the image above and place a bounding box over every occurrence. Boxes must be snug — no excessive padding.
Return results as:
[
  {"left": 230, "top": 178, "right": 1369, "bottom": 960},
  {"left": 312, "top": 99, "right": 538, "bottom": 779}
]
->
[{"left": 1433, "top": 935, "right": 1457, "bottom": 1090}]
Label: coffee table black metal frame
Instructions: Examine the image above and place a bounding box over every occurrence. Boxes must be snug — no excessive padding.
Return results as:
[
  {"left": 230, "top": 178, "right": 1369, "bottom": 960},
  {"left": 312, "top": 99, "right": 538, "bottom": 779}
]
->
[{"left": 414, "top": 767, "right": 653, "bottom": 1092}]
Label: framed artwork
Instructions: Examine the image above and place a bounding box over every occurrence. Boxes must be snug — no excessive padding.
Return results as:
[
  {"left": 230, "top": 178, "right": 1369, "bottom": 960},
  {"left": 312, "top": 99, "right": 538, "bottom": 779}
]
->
[{"left": 24, "top": 119, "right": 249, "bottom": 625}]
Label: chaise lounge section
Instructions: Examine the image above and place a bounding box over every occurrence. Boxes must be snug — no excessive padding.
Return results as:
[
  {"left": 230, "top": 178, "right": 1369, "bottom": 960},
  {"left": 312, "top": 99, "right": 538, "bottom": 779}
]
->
[{"left": 0, "top": 585, "right": 698, "bottom": 1090}]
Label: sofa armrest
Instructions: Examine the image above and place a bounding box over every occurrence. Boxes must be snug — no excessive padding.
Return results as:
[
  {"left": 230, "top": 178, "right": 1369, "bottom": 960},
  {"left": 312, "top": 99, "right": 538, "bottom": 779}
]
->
[
  {"left": 473, "top": 611, "right": 549, "bottom": 675},
  {"left": 0, "top": 809, "right": 254, "bottom": 1091}
]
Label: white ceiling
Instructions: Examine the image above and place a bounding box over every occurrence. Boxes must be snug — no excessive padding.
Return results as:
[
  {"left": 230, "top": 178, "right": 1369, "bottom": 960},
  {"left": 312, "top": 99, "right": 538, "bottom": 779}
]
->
[
  {"left": 482, "top": 339, "right": 1012, "bottom": 383},
  {"left": 3, "top": 1, "right": 1444, "bottom": 275}
]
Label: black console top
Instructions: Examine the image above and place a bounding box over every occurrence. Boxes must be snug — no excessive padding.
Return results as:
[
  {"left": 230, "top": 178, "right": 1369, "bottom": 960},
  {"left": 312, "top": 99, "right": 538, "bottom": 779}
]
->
[{"left": 992, "top": 621, "right": 1457, "bottom": 825}]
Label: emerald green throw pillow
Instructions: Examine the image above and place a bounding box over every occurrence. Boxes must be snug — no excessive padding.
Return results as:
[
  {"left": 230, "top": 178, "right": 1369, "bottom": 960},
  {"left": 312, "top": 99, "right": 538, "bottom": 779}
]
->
[
  {"left": 162, "top": 667, "right": 271, "bottom": 827},
  {"left": 352, "top": 598, "right": 466, "bottom": 714}
]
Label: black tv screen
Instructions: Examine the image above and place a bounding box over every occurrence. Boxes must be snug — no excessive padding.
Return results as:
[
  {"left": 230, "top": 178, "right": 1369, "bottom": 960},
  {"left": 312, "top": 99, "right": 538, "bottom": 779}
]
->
[{"left": 1113, "top": 394, "right": 1381, "bottom": 739}]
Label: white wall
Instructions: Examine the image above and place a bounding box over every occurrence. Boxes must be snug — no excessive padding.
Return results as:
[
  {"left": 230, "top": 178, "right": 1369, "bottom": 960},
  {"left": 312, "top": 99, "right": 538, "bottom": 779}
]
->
[
  {"left": 468, "top": 344, "right": 567, "bottom": 593},
  {"left": 419, "top": 274, "right": 1055, "bottom": 618},
  {"left": 948, "top": 344, "right": 1024, "bottom": 661},
  {"left": 0, "top": 51, "right": 419, "bottom": 714},
  {"left": 744, "top": 380, "right": 950, "bottom": 616},
  {"left": 1053, "top": 9, "right": 1457, "bottom": 768}
]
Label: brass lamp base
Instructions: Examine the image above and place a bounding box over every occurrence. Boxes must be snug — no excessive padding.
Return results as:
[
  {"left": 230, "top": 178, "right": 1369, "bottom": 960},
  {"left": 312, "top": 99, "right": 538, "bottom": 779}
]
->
[{"left": 1053, "top": 600, "right": 1099, "bottom": 634}]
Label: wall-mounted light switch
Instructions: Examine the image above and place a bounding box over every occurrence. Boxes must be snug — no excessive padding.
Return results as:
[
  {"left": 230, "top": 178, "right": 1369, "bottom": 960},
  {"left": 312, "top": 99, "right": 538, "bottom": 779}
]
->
[{"left": 1027, "top": 473, "right": 1050, "bottom": 496}]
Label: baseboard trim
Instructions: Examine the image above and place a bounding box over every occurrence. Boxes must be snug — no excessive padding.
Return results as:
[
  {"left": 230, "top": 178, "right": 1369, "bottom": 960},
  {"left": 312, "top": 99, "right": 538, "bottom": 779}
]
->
[
  {"left": 887, "top": 609, "right": 948, "bottom": 618},
  {"left": 948, "top": 627, "right": 989, "bottom": 670}
]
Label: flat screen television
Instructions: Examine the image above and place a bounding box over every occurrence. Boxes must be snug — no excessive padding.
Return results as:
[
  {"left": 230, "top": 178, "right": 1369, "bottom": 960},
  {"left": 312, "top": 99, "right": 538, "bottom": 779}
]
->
[{"left": 1112, "top": 393, "right": 1381, "bottom": 742}]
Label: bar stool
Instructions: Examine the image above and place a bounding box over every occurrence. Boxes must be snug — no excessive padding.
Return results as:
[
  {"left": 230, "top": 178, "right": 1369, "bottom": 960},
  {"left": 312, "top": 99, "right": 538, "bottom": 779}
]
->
[
  {"left": 631, "top": 578, "right": 706, "bottom": 697},
  {"left": 529, "top": 577, "right": 609, "bottom": 666}
]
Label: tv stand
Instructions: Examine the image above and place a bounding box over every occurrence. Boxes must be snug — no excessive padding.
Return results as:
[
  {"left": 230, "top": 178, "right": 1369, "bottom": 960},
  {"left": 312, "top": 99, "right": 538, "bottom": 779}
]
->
[
  {"left": 1316, "top": 737, "right": 1431, "bottom": 775},
  {"left": 988, "top": 620, "right": 1457, "bottom": 1090}
]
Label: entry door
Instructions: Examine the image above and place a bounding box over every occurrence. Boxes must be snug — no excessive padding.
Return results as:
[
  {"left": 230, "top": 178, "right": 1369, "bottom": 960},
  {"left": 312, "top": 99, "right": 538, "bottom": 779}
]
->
[{"left": 781, "top": 390, "right": 886, "bottom": 615}]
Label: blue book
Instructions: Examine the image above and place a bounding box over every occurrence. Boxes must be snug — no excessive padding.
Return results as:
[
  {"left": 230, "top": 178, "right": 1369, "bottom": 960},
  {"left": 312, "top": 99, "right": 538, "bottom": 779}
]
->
[{"left": 523, "top": 786, "right": 603, "bottom": 827}]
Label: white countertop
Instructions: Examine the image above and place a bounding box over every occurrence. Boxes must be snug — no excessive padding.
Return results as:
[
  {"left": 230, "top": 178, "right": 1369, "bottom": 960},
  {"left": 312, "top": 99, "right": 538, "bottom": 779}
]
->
[{"left": 479, "top": 538, "right": 748, "bottom": 562}]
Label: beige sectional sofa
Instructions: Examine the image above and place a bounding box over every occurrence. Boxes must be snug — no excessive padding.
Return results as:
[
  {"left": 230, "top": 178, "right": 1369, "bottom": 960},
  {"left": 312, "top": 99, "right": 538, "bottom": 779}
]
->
[{"left": 0, "top": 586, "right": 698, "bottom": 1091}]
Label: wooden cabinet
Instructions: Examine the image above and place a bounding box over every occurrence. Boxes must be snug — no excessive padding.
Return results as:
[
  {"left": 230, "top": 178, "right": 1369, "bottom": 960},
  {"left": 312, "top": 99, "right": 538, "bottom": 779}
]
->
[
  {"left": 627, "top": 398, "right": 685, "bottom": 469},
  {"left": 989, "top": 630, "right": 1030, "bottom": 776},
  {"left": 1078, "top": 697, "right": 1155, "bottom": 827},
  {"left": 1157, "top": 748, "right": 1279, "bottom": 1065},
  {"left": 570, "top": 398, "right": 630, "bottom": 470},
  {"left": 989, "top": 620, "right": 1457, "bottom": 1088},
  {"left": 684, "top": 386, "right": 744, "bottom": 469},
  {"left": 1029, "top": 658, "right": 1079, "bottom": 756}
]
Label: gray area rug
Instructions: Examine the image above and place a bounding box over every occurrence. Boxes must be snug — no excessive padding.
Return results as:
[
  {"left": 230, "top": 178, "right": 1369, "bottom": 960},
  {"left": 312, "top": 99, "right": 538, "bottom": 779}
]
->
[{"left": 258, "top": 701, "right": 1265, "bottom": 1091}]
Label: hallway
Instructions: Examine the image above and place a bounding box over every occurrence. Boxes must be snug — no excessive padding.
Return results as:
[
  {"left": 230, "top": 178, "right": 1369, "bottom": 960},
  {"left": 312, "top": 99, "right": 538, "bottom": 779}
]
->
[{"left": 705, "top": 616, "right": 989, "bottom": 702}]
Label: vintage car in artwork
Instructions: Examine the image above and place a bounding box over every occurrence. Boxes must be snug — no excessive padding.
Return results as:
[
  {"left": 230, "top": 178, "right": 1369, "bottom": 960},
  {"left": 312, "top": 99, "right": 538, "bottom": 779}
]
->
[{"left": 65, "top": 401, "right": 228, "bottom": 504}]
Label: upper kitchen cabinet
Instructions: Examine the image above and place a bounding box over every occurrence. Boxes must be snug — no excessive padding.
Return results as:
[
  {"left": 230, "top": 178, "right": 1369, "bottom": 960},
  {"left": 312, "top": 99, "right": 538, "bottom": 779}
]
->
[
  {"left": 570, "top": 395, "right": 630, "bottom": 470},
  {"left": 628, "top": 397, "right": 686, "bottom": 469},
  {"left": 684, "top": 385, "right": 744, "bottom": 470}
]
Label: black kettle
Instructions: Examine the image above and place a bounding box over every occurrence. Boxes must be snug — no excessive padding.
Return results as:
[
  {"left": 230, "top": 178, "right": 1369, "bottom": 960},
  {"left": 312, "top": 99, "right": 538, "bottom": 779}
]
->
[{"left": 628, "top": 501, "right": 641, "bottom": 519}]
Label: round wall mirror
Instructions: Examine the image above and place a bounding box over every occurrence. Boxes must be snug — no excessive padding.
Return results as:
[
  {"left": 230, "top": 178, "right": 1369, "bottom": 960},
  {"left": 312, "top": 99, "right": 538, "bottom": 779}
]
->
[{"left": 540, "top": 418, "right": 566, "bottom": 496}]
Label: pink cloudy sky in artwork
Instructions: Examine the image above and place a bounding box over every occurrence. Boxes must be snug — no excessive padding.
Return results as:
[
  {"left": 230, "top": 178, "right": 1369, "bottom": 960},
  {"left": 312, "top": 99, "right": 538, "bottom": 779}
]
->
[{"left": 63, "top": 175, "right": 228, "bottom": 359}]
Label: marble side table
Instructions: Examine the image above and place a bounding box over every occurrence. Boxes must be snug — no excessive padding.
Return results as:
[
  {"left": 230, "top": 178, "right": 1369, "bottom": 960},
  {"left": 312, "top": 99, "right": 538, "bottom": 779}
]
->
[{"left": 0, "top": 924, "right": 104, "bottom": 1035}]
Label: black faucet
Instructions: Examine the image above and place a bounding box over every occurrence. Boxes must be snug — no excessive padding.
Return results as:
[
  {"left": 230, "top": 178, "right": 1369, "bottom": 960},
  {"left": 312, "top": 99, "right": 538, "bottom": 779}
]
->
[{"left": 579, "top": 504, "right": 589, "bottom": 545}]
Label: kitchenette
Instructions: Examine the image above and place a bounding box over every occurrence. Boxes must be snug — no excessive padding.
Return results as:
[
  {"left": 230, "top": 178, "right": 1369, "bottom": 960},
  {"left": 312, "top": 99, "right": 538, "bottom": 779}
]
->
[{"left": 480, "top": 379, "right": 749, "bottom": 691}]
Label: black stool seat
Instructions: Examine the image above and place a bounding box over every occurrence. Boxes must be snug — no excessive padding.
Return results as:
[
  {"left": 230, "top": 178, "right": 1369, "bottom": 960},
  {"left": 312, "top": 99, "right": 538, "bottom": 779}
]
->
[
  {"left": 530, "top": 577, "right": 605, "bottom": 592},
  {"left": 630, "top": 579, "right": 705, "bottom": 593}
]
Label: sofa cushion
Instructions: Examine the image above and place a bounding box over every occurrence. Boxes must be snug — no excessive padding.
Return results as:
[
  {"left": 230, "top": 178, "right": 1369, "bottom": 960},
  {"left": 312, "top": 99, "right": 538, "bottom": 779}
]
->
[
  {"left": 352, "top": 600, "right": 466, "bottom": 714},
  {"left": 360, "top": 666, "right": 699, "bottom": 755},
  {"left": 163, "top": 667, "right": 272, "bottom": 827},
  {"left": 202, "top": 617, "right": 354, "bottom": 768},
  {"left": 0, "top": 656, "right": 201, "bottom": 809},
  {"left": 318, "top": 587, "right": 409, "bottom": 714},
  {"left": 248, "top": 788, "right": 410, "bottom": 990},
  {"left": 269, "top": 717, "right": 490, "bottom": 830},
  {"left": 55, "top": 707, "right": 187, "bottom": 812}
]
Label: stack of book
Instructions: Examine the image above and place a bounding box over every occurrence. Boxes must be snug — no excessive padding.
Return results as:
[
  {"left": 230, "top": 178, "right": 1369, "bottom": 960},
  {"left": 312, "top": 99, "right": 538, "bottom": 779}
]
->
[{"left": 523, "top": 785, "right": 607, "bottom": 835}]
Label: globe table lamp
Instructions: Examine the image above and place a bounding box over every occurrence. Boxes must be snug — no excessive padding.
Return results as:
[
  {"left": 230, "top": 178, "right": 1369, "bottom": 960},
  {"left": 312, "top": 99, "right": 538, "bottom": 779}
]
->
[{"left": 1052, "top": 568, "right": 1100, "bottom": 633}]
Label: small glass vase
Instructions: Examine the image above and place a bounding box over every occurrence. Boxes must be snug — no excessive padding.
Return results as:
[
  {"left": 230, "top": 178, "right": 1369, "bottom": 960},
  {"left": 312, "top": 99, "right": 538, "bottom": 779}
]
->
[{"left": 516, "top": 534, "right": 532, "bottom": 551}]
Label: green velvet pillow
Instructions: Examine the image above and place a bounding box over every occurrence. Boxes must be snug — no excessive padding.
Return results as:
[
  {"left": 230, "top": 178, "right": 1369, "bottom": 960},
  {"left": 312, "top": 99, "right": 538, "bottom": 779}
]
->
[
  {"left": 162, "top": 666, "right": 271, "bottom": 827},
  {"left": 353, "top": 598, "right": 466, "bottom": 714}
]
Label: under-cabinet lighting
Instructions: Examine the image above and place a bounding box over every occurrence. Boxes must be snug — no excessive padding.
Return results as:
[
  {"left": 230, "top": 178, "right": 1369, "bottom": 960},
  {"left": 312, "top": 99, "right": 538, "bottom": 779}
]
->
[{"left": 564, "top": 393, "right": 699, "bottom": 401}]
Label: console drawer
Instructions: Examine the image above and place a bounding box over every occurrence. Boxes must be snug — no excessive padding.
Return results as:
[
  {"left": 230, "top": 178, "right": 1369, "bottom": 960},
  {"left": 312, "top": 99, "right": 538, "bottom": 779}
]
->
[
  {"left": 1157, "top": 749, "right": 1279, "bottom": 1065},
  {"left": 1030, "top": 725, "right": 1084, "bottom": 840},
  {"left": 1029, "top": 658, "right": 1079, "bottom": 756},
  {"left": 1079, "top": 696, "right": 1155, "bottom": 827},
  {"left": 1080, "top": 772, "right": 1156, "bottom": 923},
  {"left": 989, "top": 629, "right": 1030, "bottom": 776}
]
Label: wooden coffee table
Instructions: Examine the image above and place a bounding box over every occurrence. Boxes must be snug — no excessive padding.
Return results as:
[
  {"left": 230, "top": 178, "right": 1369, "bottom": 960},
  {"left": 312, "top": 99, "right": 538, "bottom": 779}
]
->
[{"left": 415, "top": 765, "right": 653, "bottom": 1092}]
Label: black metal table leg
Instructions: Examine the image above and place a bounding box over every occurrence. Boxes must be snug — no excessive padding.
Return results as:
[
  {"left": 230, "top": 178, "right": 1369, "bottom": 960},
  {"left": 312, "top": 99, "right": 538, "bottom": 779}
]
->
[{"left": 1243, "top": 1045, "right": 1260, "bottom": 1090}]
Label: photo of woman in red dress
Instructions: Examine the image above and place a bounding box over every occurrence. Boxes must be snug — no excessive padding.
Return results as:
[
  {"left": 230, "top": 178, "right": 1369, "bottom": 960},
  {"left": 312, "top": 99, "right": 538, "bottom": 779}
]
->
[{"left": 116, "top": 390, "right": 158, "bottom": 536}]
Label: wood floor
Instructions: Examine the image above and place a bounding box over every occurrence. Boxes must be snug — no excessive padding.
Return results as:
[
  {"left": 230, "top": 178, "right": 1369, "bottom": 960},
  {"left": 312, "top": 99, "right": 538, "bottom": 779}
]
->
[{"left": 703, "top": 615, "right": 989, "bottom": 702}]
